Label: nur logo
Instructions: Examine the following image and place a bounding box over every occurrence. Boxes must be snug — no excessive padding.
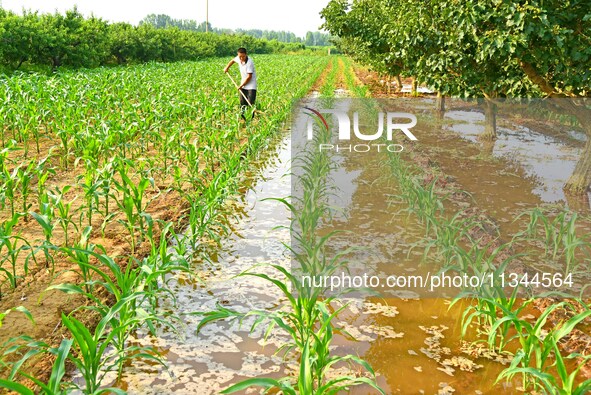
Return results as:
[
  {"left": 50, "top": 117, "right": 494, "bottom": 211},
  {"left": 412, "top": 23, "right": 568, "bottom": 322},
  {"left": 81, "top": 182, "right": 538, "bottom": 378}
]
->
[{"left": 303, "top": 107, "right": 418, "bottom": 153}]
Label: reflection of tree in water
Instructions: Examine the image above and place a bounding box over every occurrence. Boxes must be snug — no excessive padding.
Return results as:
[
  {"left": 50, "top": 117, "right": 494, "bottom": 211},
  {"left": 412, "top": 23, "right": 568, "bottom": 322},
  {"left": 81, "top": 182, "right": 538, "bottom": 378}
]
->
[
  {"left": 565, "top": 193, "right": 591, "bottom": 213},
  {"left": 438, "top": 98, "right": 590, "bottom": 207},
  {"left": 479, "top": 139, "right": 495, "bottom": 158}
]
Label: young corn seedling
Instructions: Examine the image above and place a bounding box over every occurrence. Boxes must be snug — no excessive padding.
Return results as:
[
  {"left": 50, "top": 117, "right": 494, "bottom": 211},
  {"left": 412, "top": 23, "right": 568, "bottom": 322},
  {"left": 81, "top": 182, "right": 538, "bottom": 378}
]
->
[
  {"left": 1, "top": 212, "right": 39, "bottom": 289},
  {"left": 515, "top": 207, "right": 591, "bottom": 275},
  {"left": 2, "top": 163, "right": 22, "bottom": 218},
  {"left": 0, "top": 233, "right": 34, "bottom": 291},
  {"left": 113, "top": 164, "right": 156, "bottom": 253},
  {"left": 44, "top": 185, "right": 78, "bottom": 247},
  {"left": 35, "top": 158, "right": 54, "bottom": 209},
  {"left": 79, "top": 165, "right": 101, "bottom": 227},
  {"left": 60, "top": 226, "right": 94, "bottom": 294},
  {"left": 17, "top": 160, "right": 37, "bottom": 218},
  {"left": 3, "top": 299, "right": 162, "bottom": 395},
  {"left": 408, "top": 210, "right": 478, "bottom": 266},
  {"left": 56, "top": 129, "right": 73, "bottom": 170},
  {"left": 0, "top": 338, "right": 74, "bottom": 395},
  {"left": 496, "top": 302, "right": 591, "bottom": 394},
  {"left": 97, "top": 160, "right": 115, "bottom": 218},
  {"left": 30, "top": 194, "right": 60, "bottom": 273},
  {"left": 50, "top": 237, "right": 187, "bottom": 355}
]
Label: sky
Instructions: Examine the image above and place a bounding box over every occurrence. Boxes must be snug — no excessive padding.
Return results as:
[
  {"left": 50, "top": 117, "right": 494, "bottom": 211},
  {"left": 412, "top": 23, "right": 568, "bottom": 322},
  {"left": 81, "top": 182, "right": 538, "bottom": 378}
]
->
[{"left": 2, "top": 0, "right": 330, "bottom": 38}]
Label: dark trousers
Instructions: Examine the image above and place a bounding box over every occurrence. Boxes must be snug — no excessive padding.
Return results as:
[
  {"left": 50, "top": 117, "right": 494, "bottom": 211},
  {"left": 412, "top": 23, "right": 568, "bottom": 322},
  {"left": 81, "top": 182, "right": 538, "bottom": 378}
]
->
[{"left": 239, "top": 89, "right": 257, "bottom": 120}]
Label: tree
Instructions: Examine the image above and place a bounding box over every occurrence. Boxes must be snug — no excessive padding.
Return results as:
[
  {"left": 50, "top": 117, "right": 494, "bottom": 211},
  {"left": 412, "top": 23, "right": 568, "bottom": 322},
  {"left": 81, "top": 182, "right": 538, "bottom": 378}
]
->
[
  {"left": 0, "top": 10, "right": 38, "bottom": 69},
  {"left": 140, "top": 14, "right": 173, "bottom": 29},
  {"left": 109, "top": 22, "right": 136, "bottom": 64}
]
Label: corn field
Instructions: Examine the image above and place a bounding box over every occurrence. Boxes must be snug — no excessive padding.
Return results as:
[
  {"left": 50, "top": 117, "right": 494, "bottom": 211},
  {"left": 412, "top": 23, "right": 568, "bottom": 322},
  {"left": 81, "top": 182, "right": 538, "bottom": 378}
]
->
[{"left": 0, "top": 55, "right": 330, "bottom": 393}]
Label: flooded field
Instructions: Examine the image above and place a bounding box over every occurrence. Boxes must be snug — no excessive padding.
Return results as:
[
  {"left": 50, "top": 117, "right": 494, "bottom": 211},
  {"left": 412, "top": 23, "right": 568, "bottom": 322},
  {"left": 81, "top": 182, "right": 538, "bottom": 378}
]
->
[{"left": 104, "top": 96, "right": 591, "bottom": 394}]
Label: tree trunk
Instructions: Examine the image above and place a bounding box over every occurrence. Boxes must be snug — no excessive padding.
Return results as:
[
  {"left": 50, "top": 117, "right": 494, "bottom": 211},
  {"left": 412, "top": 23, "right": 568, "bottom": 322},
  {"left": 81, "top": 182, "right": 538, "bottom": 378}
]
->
[
  {"left": 564, "top": 137, "right": 591, "bottom": 195},
  {"left": 520, "top": 60, "right": 591, "bottom": 195},
  {"left": 396, "top": 75, "right": 402, "bottom": 92},
  {"left": 411, "top": 77, "right": 418, "bottom": 96},
  {"left": 436, "top": 92, "right": 445, "bottom": 119},
  {"left": 481, "top": 98, "right": 497, "bottom": 141},
  {"left": 559, "top": 100, "right": 591, "bottom": 195}
]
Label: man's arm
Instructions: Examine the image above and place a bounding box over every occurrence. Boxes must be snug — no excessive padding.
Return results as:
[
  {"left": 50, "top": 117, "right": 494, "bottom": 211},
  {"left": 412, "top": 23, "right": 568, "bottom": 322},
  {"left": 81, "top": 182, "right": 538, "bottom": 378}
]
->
[
  {"left": 223, "top": 59, "right": 236, "bottom": 73},
  {"left": 239, "top": 73, "right": 252, "bottom": 89}
]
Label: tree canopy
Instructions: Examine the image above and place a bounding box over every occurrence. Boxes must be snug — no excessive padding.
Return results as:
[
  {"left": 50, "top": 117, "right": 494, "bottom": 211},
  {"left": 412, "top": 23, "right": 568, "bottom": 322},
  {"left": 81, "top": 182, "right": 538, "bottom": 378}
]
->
[
  {"left": 139, "top": 13, "right": 333, "bottom": 46},
  {"left": 321, "top": 0, "right": 590, "bottom": 98}
]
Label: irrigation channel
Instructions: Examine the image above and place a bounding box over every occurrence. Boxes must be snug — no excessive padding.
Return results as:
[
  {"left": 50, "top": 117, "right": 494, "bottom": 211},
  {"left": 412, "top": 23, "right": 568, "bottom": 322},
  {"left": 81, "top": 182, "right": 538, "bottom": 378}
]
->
[{"left": 89, "top": 93, "right": 591, "bottom": 394}]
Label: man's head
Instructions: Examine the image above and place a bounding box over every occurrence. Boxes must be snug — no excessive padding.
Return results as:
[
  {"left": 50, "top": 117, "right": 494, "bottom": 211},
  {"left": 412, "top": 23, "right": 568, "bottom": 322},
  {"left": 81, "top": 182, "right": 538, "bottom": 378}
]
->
[{"left": 237, "top": 48, "right": 247, "bottom": 62}]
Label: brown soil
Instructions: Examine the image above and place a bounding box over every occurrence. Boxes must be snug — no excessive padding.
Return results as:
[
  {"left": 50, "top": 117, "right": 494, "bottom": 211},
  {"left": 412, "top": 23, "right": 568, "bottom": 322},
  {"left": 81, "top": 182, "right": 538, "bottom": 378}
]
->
[
  {"left": 352, "top": 65, "right": 415, "bottom": 97},
  {"left": 310, "top": 58, "right": 334, "bottom": 93},
  {"left": 335, "top": 58, "right": 348, "bottom": 91}
]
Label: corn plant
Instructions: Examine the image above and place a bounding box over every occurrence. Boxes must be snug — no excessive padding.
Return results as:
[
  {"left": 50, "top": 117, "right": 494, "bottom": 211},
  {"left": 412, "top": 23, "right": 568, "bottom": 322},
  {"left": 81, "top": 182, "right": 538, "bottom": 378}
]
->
[
  {"left": 96, "top": 159, "right": 115, "bottom": 218},
  {"left": 495, "top": 302, "right": 591, "bottom": 394},
  {"left": 17, "top": 160, "right": 37, "bottom": 217},
  {"left": 0, "top": 338, "right": 74, "bottom": 395},
  {"left": 35, "top": 158, "right": 54, "bottom": 209},
  {"left": 50, "top": 185, "right": 78, "bottom": 247},
  {"left": 56, "top": 129, "right": 73, "bottom": 170},
  {"left": 112, "top": 163, "right": 156, "bottom": 252},
  {"left": 50, "top": 221, "right": 190, "bottom": 343},
  {"left": 79, "top": 165, "right": 101, "bottom": 227},
  {"left": 28, "top": 188, "right": 61, "bottom": 275},
  {"left": 514, "top": 207, "right": 591, "bottom": 275},
  {"left": 3, "top": 300, "right": 161, "bottom": 395},
  {"left": 2, "top": 163, "right": 21, "bottom": 218},
  {"left": 60, "top": 226, "right": 94, "bottom": 294},
  {"left": 0, "top": 214, "right": 36, "bottom": 291},
  {"left": 409, "top": 210, "right": 479, "bottom": 266}
]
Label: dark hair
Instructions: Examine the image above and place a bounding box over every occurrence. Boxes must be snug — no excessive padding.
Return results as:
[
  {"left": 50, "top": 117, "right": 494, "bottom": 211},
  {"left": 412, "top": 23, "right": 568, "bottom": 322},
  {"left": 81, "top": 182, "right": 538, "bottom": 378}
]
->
[{"left": 237, "top": 48, "right": 247, "bottom": 54}]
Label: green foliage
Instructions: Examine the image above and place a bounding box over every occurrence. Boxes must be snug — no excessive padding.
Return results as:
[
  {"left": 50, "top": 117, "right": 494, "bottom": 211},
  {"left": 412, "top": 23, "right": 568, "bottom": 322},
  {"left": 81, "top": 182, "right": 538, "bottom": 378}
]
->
[
  {"left": 321, "top": 0, "right": 590, "bottom": 97},
  {"left": 495, "top": 302, "right": 591, "bottom": 395},
  {"left": 139, "top": 13, "right": 315, "bottom": 45},
  {"left": 0, "top": 8, "right": 314, "bottom": 72},
  {"left": 321, "top": 0, "right": 403, "bottom": 76},
  {"left": 514, "top": 207, "right": 591, "bottom": 275}
]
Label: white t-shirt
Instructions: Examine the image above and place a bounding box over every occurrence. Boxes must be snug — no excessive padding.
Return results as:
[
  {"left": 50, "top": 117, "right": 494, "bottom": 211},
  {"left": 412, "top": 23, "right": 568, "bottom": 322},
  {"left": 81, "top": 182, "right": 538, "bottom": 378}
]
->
[{"left": 234, "top": 55, "right": 257, "bottom": 90}]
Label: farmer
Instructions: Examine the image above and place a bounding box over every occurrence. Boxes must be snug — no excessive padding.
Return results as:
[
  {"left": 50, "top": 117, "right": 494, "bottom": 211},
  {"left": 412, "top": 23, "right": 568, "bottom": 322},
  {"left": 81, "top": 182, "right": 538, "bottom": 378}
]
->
[{"left": 223, "top": 47, "right": 257, "bottom": 121}]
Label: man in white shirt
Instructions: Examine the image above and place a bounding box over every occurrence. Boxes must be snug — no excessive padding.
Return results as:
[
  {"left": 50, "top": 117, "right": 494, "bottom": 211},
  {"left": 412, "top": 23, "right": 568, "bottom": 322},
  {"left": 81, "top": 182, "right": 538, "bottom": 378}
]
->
[{"left": 223, "top": 47, "right": 257, "bottom": 121}]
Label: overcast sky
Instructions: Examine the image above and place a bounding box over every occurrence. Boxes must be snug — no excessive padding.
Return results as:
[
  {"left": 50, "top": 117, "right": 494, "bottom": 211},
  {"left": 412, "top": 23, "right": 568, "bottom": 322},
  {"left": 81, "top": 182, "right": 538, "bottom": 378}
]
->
[{"left": 2, "top": 0, "right": 330, "bottom": 38}]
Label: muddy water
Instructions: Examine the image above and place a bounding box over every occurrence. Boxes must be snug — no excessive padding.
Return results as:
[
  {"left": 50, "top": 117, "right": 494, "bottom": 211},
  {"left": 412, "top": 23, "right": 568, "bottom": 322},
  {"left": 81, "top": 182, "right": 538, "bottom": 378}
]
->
[
  {"left": 307, "top": 98, "right": 522, "bottom": 394},
  {"left": 109, "top": 100, "right": 529, "bottom": 394},
  {"left": 443, "top": 108, "right": 587, "bottom": 205}
]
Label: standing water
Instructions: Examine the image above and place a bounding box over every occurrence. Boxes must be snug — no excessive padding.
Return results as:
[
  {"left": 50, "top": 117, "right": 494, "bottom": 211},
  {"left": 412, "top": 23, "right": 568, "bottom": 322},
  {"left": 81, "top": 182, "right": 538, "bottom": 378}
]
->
[{"left": 109, "top": 112, "right": 525, "bottom": 394}]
